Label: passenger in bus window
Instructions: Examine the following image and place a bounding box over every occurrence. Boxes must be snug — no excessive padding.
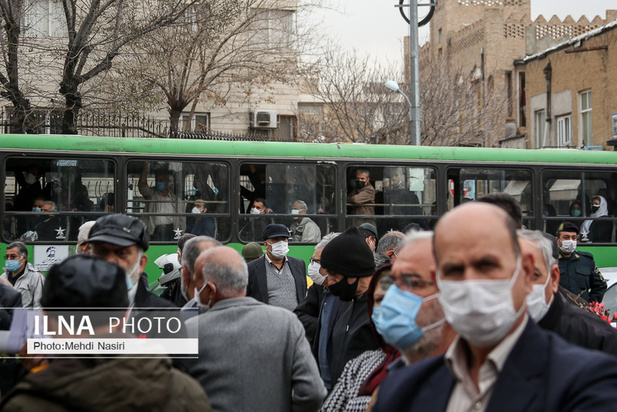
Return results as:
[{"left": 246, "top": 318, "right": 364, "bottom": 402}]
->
[
  {"left": 290, "top": 200, "right": 321, "bottom": 243},
  {"left": 99, "top": 192, "right": 114, "bottom": 213},
  {"left": 239, "top": 198, "right": 270, "bottom": 242},
  {"left": 347, "top": 169, "right": 375, "bottom": 223},
  {"left": 22, "top": 201, "right": 66, "bottom": 241},
  {"left": 45, "top": 167, "right": 92, "bottom": 212},
  {"left": 13, "top": 165, "right": 45, "bottom": 213},
  {"left": 188, "top": 199, "right": 215, "bottom": 237},
  {"left": 239, "top": 164, "right": 266, "bottom": 213},
  {"left": 138, "top": 162, "right": 185, "bottom": 241},
  {"left": 581, "top": 195, "right": 611, "bottom": 243}
]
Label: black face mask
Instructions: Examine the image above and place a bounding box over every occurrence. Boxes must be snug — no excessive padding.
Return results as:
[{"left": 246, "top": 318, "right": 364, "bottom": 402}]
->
[
  {"left": 356, "top": 180, "right": 366, "bottom": 189},
  {"left": 592, "top": 205, "right": 600, "bottom": 213},
  {"left": 328, "top": 277, "right": 359, "bottom": 301}
]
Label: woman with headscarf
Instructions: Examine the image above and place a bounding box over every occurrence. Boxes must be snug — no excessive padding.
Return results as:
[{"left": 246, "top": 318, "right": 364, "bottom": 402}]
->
[{"left": 581, "top": 195, "right": 612, "bottom": 243}]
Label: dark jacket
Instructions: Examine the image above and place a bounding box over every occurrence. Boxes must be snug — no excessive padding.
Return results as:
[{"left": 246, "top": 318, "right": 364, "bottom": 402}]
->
[
  {"left": 247, "top": 256, "right": 307, "bottom": 306},
  {"left": 538, "top": 291, "right": 617, "bottom": 356},
  {"left": 312, "top": 293, "right": 380, "bottom": 388},
  {"left": 558, "top": 251, "right": 606, "bottom": 302},
  {"left": 373, "top": 320, "right": 617, "bottom": 412},
  {"left": 0, "top": 356, "right": 212, "bottom": 412},
  {"left": 588, "top": 220, "right": 612, "bottom": 243},
  {"left": 294, "top": 283, "right": 325, "bottom": 344},
  {"left": 134, "top": 273, "right": 176, "bottom": 309}
]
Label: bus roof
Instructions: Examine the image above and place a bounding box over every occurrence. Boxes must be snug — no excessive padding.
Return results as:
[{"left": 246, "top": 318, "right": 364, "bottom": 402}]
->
[{"left": 1, "top": 134, "right": 616, "bottom": 165}]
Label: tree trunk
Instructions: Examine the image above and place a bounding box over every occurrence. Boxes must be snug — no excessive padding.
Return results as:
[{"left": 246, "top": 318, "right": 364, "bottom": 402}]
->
[{"left": 60, "top": 79, "right": 82, "bottom": 135}]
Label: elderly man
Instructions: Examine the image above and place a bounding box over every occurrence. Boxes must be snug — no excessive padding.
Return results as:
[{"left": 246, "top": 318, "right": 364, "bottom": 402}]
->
[
  {"left": 290, "top": 200, "right": 321, "bottom": 243},
  {"left": 313, "top": 226, "right": 378, "bottom": 391},
  {"left": 76, "top": 221, "right": 96, "bottom": 254},
  {"left": 186, "top": 246, "right": 326, "bottom": 412},
  {"left": 87, "top": 214, "right": 174, "bottom": 309},
  {"left": 373, "top": 202, "right": 617, "bottom": 412},
  {"left": 518, "top": 229, "right": 617, "bottom": 355},
  {"left": 347, "top": 169, "right": 375, "bottom": 218},
  {"left": 375, "top": 231, "right": 406, "bottom": 263},
  {"left": 1, "top": 241, "right": 44, "bottom": 309},
  {"left": 555, "top": 222, "right": 606, "bottom": 302},
  {"left": 247, "top": 224, "right": 307, "bottom": 310},
  {"left": 0, "top": 255, "right": 212, "bottom": 412},
  {"left": 180, "top": 235, "right": 222, "bottom": 313}
]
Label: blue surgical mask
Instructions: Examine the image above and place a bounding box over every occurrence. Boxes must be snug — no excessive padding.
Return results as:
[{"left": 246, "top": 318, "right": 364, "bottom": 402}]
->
[
  {"left": 155, "top": 181, "right": 166, "bottom": 191},
  {"left": 5, "top": 259, "right": 22, "bottom": 273},
  {"left": 32, "top": 207, "right": 41, "bottom": 212},
  {"left": 126, "top": 275, "right": 135, "bottom": 291},
  {"left": 371, "top": 285, "right": 443, "bottom": 350}
]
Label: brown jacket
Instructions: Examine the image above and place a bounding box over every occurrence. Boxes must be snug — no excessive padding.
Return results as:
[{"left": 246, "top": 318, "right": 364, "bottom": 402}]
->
[
  {"left": 347, "top": 184, "right": 376, "bottom": 216},
  {"left": 0, "top": 356, "right": 211, "bottom": 412}
]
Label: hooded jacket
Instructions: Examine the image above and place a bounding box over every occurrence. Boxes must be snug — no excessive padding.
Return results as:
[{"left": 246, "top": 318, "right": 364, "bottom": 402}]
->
[{"left": 0, "top": 356, "right": 211, "bottom": 412}]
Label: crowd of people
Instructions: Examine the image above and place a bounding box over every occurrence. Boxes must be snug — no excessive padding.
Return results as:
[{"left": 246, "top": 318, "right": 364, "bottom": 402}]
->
[{"left": 2, "top": 190, "right": 617, "bottom": 411}]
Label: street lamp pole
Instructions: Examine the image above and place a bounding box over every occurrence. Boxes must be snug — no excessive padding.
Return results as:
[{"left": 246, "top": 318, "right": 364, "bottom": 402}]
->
[{"left": 408, "top": 0, "right": 421, "bottom": 146}]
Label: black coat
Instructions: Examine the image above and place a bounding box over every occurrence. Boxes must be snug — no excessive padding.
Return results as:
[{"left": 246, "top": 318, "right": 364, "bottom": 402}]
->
[
  {"left": 294, "top": 283, "right": 325, "bottom": 344},
  {"left": 538, "top": 291, "right": 617, "bottom": 356},
  {"left": 246, "top": 256, "right": 307, "bottom": 305},
  {"left": 312, "top": 292, "right": 380, "bottom": 388},
  {"left": 558, "top": 251, "right": 606, "bottom": 303}
]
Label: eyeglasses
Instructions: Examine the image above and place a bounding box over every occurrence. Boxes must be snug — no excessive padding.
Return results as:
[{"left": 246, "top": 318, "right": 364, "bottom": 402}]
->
[
  {"left": 379, "top": 275, "right": 394, "bottom": 291},
  {"left": 4, "top": 254, "right": 20, "bottom": 260},
  {"left": 396, "top": 274, "right": 434, "bottom": 290},
  {"left": 310, "top": 258, "right": 321, "bottom": 264}
]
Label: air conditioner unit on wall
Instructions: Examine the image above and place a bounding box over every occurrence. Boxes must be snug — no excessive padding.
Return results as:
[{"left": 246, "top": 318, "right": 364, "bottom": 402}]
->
[{"left": 250, "top": 110, "right": 277, "bottom": 129}]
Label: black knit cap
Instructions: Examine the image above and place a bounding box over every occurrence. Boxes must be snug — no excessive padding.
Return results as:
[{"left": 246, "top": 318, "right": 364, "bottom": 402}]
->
[
  {"left": 87, "top": 214, "right": 149, "bottom": 251},
  {"left": 41, "top": 255, "right": 129, "bottom": 309},
  {"left": 321, "top": 226, "right": 375, "bottom": 277}
]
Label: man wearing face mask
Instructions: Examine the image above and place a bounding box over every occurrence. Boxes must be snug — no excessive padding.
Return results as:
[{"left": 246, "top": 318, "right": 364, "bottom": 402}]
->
[
  {"left": 1, "top": 241, "right": 45, "bottom": 309},
  {"left": 138, "top": 162, "right": 185, "bottom": 241},
  {"left": 290, "top": 200, "right": 321, "bottom": 243},
  {"left": 555, "top": 222, "right": 606, "bottom": 303},
  {"left": 87, "top": 214, "right": 174, "bottom": 310},
  {"left": 373, "top": 202, "right": 617, "bottom": 412},
  {"left": 313, "top": 226, "right": 378, "bottom": 391},
  {"left": 347, "top": 169, "right": 375, "bottom": 223},
  {"left": 179, "top": 235, "right": 221, "bottom": 315},
  {"left": 246, "top": 224, "right": 307, "bottom": 311},
  {"left": 294, "top": 232, "right": 341, "bottom": 344},
  {"left": 239, "top": 198, "right": 270, "bottom": 242},
  {"left": 186, "top": 246, "right": 326, "bottom": 412},
  {"left": 519, "top": 229, "right": 617, "bottom": 356}
]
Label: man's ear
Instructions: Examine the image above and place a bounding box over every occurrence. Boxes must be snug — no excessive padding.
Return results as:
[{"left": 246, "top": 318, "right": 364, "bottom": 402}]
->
[
  {"left": 521, "top": 252, "right": 535, "bottom": 294},
  {"left": 139, "top": 253, "right": 148, "bottom": 274},
  {"left": 549, "top": 264, "right": 560, "bottom": 294}
]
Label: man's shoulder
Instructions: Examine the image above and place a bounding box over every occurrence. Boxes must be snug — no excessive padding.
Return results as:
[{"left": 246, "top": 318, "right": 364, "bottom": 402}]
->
[
  {"left": 25, "top": 263, "right": 45, "bottom": 278},
  {"left": 247, "top": 256, "right": 265, "bottom": 271},
  {"left": 574, "top": 250, "right": 596, "bottom": 261}
]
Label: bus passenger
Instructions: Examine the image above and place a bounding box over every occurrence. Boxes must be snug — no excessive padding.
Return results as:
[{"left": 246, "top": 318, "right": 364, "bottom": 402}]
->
[
  {"left": 581, "top": 195, "right": 611, "bottom": 243},
  {"left": 290, "top": 200, "right": 321, "bottom": 243},
  {"left": 1, "top": 241, "right": 45, "bottom": 309},
  {"left": 138, "top": 162, "right": 185, "bottom": 241},
  {"left": 238, "top": 198, "right": 270, "bottom": 242},
  {"left": 347, "top": 169, "right": 375, "bottom": 224},
  {"left": 188, "top": 199, "right": 215, "bottom": 237},
  {"left": 30, "top": 201, "right": 66, "bottom": 241}
]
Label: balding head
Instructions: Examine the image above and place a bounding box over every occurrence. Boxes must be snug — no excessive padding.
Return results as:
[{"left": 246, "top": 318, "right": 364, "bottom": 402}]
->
[
  {"left": 434, "top": 202, "right": 520, "bottom": 265},
  {"left": 195, "top": 246, "right": 248, "bottom": 299},
  {"left": 180, "top": 236, "right": 221, "bottom": 301}
]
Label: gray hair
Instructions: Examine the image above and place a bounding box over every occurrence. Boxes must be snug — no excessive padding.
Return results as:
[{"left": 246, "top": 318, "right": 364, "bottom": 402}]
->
[
  {"left": 356, "top": 168, "right": 370, "bottom": 178},
  {"left": 315, "top": 232, "right": 341, "bottom": 251},
  {"left": 6, "top": 241, "right": 28, "bottom": 257},
  {"left": 376, "top": 231, "right": 406, "bottom": 255},
  {"left": 200, "top": 247, "right": 248, "bottom": 296},
  {"left": 293, "top": 200, "right": 308, "bottom": 211},
  {"left": 181, "top": 236, "right": 221, "bottom": 276},
  {"left": 77, "top": 221, "right": 96, "bottom": 245},
  {"left": 42, "top": 201, "right": 57, "bottom": 212},
  {"left": 404, "top": 230, "right": 434, "bottom": 246},
  {"left": 517, "top": 229, "right": 557, "bottom": 274}
]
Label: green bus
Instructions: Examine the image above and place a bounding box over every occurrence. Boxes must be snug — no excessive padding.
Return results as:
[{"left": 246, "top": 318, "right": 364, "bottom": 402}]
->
[{"left": 3, "top": 134, "right": 617, "bottom": 283}]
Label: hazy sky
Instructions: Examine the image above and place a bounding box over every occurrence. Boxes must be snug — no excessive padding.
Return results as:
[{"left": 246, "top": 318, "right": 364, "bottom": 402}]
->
[{"left": 311, "top": 0, "right": 613, "bottom": 66}]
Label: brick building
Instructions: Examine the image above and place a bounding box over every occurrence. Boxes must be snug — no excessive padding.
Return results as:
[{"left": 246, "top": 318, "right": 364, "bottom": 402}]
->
[
  {"left": 516, "top": 18, "right": 617, "bottom": 150},
  {"left": 415, "top": 0, "right": 616, "bottom": 148}
]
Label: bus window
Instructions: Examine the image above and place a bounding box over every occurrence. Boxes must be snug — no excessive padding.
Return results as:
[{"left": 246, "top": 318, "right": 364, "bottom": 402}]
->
[
  {"left": 542, "top": 170, "right": 617, "bottom": 243},
  {"left": 127, "top": 160, "right": 229, "bottom": 243},
  {"left": 238, "top": 163, "right": 335, "bottom": 243},
  {"left": 447, "top": 167, "right": 534, "bottom": 229},
  {"left": 346, "top": 165, "right": 437, "bottom": 233},
  {"left": 4, "top": 158, "right": 114, "bottom": 242}
]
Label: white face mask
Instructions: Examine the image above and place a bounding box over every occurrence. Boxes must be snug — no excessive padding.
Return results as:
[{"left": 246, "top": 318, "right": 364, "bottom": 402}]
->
[
  {"left": 526, "top": 272, "right": 553, "bottom": 322},
  {"left": 308, "top": 261, "right": 326, "bottom": 285},
  {"left": 191, "top": 207, "right": 202, "bottom": 214},
  {"left": 559, "top": 240, "right": 576, "bottom": 255},
  {"left": 437, "top": 257, "right": 525, "bottom": 347},
  {"left": 291, "top": 209, "right": 301, "bottom": 215},
  {"left": 25, "top": 172, "right": 37, "bottom": 185},
  {"left": 194, "top": 282, "right": 211, "bottom": 308},
  {"left": 269, "top": 240, "right": 289, "bottom": 259},
  {"left": 250, "top": 208, "right": 262, "bottom": 215}
]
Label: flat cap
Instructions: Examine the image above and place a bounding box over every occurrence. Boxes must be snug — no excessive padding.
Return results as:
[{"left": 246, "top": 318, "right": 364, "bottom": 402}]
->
[
  {"left": 321, "top": 226, "right": 375, "bottom": 277},
  {"left": 262, "top": 224, "right": 290, "bottom": 241},
  {"left": 242, "top": 242, "right": 264, "bottom": 262},
  {"left": 41, "top": 255, "right": 129, "bottom": 309},
  {"left": 556, "top": 222, "right": 579, "bottom": 236},
  {"left": 88, "top": 214, "right": 149, "bottom": 251},
  {"left": 359, "top": 223, "right": 378, "bottom": 239}
]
